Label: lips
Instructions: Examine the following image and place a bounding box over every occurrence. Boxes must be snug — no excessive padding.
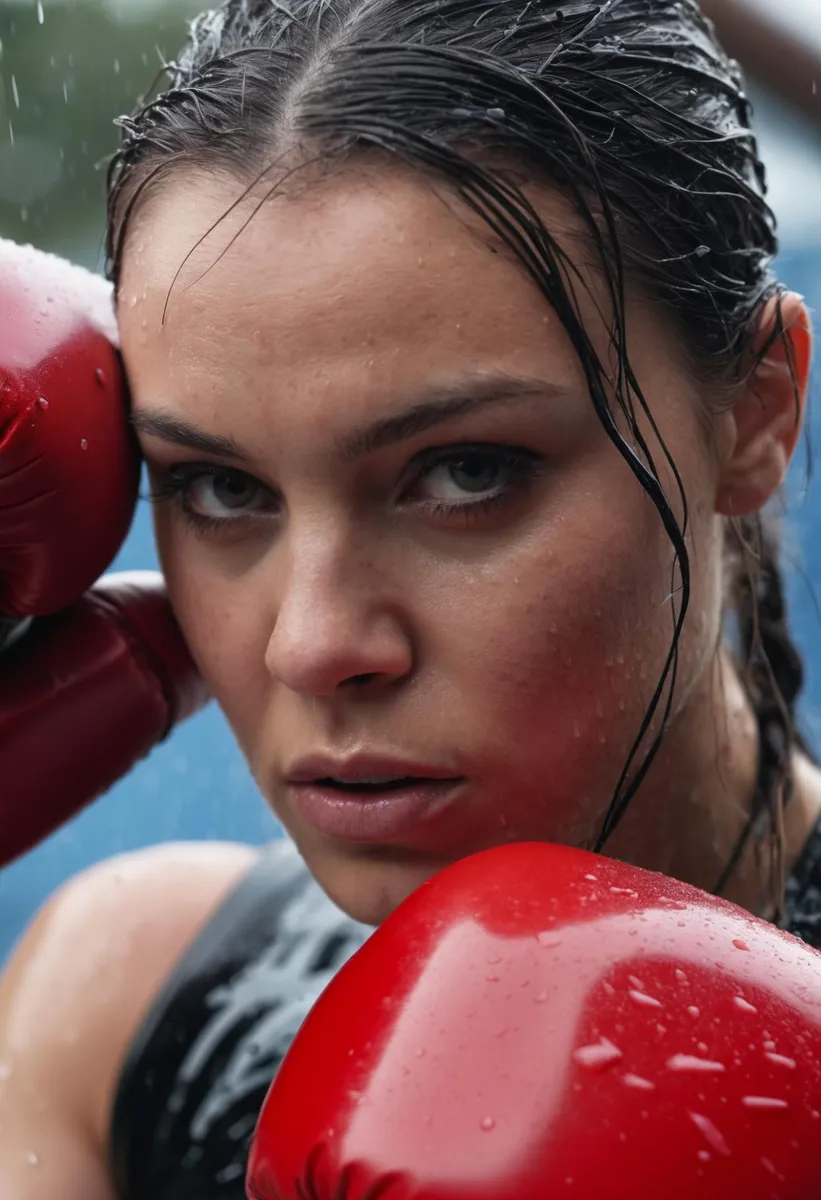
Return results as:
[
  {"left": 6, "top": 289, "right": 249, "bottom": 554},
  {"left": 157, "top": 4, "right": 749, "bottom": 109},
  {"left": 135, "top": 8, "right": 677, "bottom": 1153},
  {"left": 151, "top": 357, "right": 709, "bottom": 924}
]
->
[
  {"left": 288, "top": 777, "right": 467, "bottom": 843},
  {"left": 286, "top": 753, "right": 462, "bottom": 787}
]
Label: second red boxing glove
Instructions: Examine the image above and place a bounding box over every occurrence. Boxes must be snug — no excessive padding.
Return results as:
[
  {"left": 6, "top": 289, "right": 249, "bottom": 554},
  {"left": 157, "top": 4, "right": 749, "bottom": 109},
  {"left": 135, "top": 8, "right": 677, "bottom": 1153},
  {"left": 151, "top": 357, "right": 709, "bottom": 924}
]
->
[{"left": 248, "top": 842, "right": 821, "bottom": 1200}]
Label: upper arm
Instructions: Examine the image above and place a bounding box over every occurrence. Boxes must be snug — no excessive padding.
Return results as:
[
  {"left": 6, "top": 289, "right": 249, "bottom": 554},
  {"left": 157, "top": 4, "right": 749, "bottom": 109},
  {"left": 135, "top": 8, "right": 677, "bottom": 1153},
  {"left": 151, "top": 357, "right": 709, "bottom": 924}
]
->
[{"left": 0, "top": 840, "right": 259, "bottom": 1197}]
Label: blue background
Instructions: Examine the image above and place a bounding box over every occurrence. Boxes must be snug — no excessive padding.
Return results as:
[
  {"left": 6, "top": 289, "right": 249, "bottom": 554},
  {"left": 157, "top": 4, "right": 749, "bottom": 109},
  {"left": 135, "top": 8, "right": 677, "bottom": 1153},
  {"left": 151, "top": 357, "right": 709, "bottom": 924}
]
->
[{"left": 2, "top": 88, "right": 821, "bottom": 964}]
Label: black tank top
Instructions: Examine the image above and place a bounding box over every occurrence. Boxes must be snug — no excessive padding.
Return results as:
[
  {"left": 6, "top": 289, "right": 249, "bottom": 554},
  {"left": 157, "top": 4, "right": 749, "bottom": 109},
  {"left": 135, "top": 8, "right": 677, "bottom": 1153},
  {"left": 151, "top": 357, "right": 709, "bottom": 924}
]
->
[{"left": 109, "top": 825, "right": 821, "bottom": 1198}]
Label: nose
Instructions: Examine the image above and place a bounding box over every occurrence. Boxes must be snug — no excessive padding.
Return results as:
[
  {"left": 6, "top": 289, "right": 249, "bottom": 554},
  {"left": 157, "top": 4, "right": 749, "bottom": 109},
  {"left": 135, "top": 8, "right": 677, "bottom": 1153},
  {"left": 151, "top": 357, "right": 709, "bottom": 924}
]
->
[{"left": 264, "top": 538, "right": 414, "bottom": 697}]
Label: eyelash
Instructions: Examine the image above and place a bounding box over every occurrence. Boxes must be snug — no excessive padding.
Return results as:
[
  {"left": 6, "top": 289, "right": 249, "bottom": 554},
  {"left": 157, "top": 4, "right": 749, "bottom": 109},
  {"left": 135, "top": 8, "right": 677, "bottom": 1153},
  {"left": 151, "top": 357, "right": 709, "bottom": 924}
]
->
[{"left": 147, "top": 444, "right": 544, "bottom": 536}]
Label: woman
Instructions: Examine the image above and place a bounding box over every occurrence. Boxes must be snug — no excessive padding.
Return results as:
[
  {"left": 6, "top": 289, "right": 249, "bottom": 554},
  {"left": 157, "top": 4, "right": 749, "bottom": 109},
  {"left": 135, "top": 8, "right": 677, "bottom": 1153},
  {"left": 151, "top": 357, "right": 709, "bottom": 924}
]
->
[{"left": 1, "top": 0, "right": 820, "bottom": 1195}]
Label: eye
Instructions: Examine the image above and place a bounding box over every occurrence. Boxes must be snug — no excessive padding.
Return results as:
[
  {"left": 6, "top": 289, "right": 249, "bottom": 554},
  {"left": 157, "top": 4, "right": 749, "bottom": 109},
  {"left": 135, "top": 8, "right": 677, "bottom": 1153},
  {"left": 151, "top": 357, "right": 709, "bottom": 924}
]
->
[
  {"left": 149, "top": 463, "right": 277, "bottom": 527},
  {"left": 417, "top": 450, "right": 516, "bottom": 501},
  {"left": 186, "top": 467, "right": 270, "bottom": 519}
]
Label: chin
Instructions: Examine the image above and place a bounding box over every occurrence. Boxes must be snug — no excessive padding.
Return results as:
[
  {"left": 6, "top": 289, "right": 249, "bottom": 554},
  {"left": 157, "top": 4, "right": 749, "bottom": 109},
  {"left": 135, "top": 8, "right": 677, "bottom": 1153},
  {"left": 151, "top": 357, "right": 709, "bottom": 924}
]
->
[{"left": 308, "top": 845, "right": 450, "bottom": 927}]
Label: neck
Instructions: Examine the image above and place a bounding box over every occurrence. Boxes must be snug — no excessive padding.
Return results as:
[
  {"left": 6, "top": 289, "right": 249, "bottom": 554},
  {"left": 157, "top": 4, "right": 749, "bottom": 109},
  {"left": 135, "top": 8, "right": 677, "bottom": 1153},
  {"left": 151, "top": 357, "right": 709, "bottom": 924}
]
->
[{"left": 604, "top": 649, "right": 821, "bottom": 919}]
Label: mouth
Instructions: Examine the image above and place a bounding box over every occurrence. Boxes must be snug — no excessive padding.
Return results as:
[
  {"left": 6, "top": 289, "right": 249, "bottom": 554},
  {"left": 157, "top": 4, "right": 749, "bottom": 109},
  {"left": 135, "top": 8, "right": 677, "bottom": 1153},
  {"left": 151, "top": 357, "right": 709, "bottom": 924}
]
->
[{"left": 287, "top": 775, "right": 467, "bottom": 843}]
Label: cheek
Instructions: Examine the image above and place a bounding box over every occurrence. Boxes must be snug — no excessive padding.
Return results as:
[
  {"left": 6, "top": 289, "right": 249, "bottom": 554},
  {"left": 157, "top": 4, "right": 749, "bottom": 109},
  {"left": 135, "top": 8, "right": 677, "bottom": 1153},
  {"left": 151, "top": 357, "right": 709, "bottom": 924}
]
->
[
  {"left": 153, "top": 513, "right": 274, "bottom": 735},
  {"left": 441, "top": 472, "right": 684, "bottom": 830}
]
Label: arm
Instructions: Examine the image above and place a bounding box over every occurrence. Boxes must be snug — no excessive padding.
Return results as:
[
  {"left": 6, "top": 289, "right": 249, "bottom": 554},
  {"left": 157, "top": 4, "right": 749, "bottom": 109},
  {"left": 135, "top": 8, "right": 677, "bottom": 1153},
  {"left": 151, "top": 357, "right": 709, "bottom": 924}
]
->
[{"left": 0, "top": 841, "right": 258, "bottom": 1198}]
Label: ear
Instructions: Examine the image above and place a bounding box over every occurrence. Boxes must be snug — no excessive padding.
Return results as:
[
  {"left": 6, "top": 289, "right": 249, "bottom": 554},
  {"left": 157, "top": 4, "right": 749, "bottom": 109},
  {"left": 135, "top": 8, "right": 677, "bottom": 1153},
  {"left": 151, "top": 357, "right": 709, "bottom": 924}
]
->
[{"left": 715, "top": 293, "right": 812, "bottom": 517}]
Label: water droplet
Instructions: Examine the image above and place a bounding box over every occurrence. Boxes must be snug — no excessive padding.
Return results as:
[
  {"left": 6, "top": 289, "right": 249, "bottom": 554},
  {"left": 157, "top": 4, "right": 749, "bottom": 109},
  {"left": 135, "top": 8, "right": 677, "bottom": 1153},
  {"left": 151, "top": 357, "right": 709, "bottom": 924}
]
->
[
  {"left": 733, "top": 996, "right": 757, "bottom": 1014},
  {"left": 584, "top": 873, "right": 598, "bottom": 882},
  {"left": 572, "top": 1037, "right": 623, "bottom": 1070},
  {"left": 629, "top": 989, "right": 662, "bottom": 1009},
  {"left": 675, "top": 968, "right": 689, "bottom": 984},
  {"left": 667, "top": 1055, "right": 726, "bottom": 1074},
  {"left": 689, "top": 1112, "right": 731, "bottom": 1156},
  {"left": 602, "top": 981, "right": 615, "bottom": 996},
  {"left": 765, "top": 1052, "right": 796, "bottom": 1070},
  {"left": 26, "top": 1150, "right": 40, "bottom": 1166},
  {"left": 741, "top": 1096, "right": 789, "bottom": 1112},
  {"left": 687, "top": 1006, "right": 700, "bottom": 1018},
  {"left": 37, "top": 396, "right": 49, "bottom": 409},
  {"left": 480, "top": 1116, "right": 496, "bottom": 1131},
  {"left": 95, "top": 368, "right": 107, "bottom": 385},
  {"left": 622, "top": 1073, "right": 655, "bottom": 1091},
  {"left": 628, "top": 975, "right": 644, "bottom": 990},
  {"left": 80, "top": 438, "right": 88, "bottom": 450},
  {"left": 534, "top": 990, "right": 548, "bottom": 1003},
  {"left": 697, "top": 1150, "right": 711, "bottom": 1162},
  {"left": 0, "top": 1059, "right": 13, "bottom": 1080},
  {"left": 732, "top": 939, "right": 750, "bottom": 952},
  {"left": 487, "top": 107, "right": 505, "bottom": 118}
]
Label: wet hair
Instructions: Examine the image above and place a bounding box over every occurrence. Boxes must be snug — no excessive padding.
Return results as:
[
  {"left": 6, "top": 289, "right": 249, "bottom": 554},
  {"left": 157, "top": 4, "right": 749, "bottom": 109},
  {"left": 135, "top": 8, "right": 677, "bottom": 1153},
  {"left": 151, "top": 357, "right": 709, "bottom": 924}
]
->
[{"left": 106, "top": 0, "right": 809, "bottom": 916}]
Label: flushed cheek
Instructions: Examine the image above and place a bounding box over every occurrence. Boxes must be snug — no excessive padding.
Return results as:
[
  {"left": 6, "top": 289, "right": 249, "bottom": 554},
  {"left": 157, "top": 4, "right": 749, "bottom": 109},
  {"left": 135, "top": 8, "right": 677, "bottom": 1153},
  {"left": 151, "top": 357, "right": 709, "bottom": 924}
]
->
[{"left": 449, "top": 519, "right": 674, "bottom": 843}]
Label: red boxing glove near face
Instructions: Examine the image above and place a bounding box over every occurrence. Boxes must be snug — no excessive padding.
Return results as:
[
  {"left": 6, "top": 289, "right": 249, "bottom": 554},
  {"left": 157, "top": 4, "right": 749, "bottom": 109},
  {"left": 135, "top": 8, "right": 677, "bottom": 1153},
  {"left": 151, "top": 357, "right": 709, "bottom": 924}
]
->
[
  {"left": 248, "top": 843, "right": 821, "bottom": 1200},
  {"left": 0, "top": 240, "right": 207, "bottom": 864},
  {"left": 0, "top": 237, "right": 139, "bottom": 617}
]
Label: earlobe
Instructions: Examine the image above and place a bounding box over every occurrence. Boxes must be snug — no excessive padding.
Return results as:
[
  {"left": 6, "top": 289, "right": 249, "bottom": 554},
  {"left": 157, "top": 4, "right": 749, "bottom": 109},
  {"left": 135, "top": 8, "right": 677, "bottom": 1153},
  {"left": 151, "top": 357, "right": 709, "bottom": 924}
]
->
[{"left": 715, "top": 292, "right": 812, "bottom": 517}]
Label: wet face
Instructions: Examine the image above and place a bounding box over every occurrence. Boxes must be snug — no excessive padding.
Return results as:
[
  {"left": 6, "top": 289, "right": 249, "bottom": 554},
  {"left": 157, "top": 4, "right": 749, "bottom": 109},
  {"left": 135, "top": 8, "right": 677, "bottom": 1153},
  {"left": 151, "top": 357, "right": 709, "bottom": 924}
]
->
[{"left": 119, "top": 166, "right": 725, "bottom": 924}]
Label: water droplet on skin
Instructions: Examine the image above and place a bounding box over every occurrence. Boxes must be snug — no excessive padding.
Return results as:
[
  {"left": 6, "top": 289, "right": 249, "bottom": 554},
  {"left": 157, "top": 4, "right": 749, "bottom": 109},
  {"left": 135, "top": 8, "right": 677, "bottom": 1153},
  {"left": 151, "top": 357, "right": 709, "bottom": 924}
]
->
[
  {"left": 734, "top": 996, "right": 757, "bottom": 1014},
  {"left": 480, "top": 1116, "right": 496, "bottom": 1131},
  {"left": 763, "top": 1039, "right": 777, "bottom": 1052},
  {"left": 95, "top": 368, "right": 106, "bottom": 385},
  {"left": 622, "top": 1073, "right": 655, "bottom": 1091},
  {"left": 675, "top": 969, "right": 688, "bottom": 984},
  {"left": 667, "top": 1055, "right": 726, "bottom": 1074},
  {"left": 732, "top": 939, "right": 750, "bottom": 952},
  {"left": 37, "top": 396, "right": 48, "bottom": 409},
  {"left": 688, "top": 1006, "right": 700, "bottom": 1018},
  {"left": 765, "top": 1053, "right": 796, "bottom": 1070},
  {"left": 573, "top": 1037, "right": 623, "bottom": 1070},
  {"left": 0, "top": 1060, "right": 12, "bottom": 1080},
  {"left": 741, "top": 1096, "right": 789, "bottom": 1112},
  {"left": 697, "top": 1150, "right": 711, "bottom": 1163},
  {"left": 602, "top": 981, "right": 615, "bottom": 996},
  {"left": 26, "top": 1151, "right": 40, "bottom": 1166},
  {"left": 80, "top": 438, "right": 88, "bottom": 450},
  {"left": 689, "top": 1112, "right": 731, "bottom": 1156},
  {"left": 584, "top": 873, "right": 598, "bottom": 882},
  {"left": 628, "top": 976, "right": 644, "bottom": 990}
]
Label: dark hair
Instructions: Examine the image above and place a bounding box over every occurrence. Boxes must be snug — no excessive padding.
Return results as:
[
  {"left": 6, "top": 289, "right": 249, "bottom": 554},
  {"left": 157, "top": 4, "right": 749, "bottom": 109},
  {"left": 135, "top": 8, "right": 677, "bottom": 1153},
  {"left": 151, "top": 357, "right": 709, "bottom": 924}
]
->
[{"left": 106, "top": 0, "right": 808, "bottom": 915}]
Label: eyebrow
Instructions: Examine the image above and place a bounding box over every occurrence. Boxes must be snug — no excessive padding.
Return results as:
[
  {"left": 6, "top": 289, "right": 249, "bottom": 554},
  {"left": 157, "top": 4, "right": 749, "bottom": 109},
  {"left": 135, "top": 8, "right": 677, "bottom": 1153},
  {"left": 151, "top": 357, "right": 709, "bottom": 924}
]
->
[{"left": 130, "top": 374, "right": 560, "bottom": 465}]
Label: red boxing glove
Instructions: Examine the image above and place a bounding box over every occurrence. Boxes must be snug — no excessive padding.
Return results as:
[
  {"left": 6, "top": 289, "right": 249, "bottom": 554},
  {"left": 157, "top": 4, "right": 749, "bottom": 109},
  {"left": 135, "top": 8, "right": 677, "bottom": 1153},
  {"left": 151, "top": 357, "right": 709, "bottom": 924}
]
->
[
  {"left": 248, "top": 843, "right": 821, "bottom": 1200},
  {"left": 0, "top": 239, "right": 207, "bottom": 866},
  {"left": 0, "top": 237, "right": 138, "bottom": 617}
]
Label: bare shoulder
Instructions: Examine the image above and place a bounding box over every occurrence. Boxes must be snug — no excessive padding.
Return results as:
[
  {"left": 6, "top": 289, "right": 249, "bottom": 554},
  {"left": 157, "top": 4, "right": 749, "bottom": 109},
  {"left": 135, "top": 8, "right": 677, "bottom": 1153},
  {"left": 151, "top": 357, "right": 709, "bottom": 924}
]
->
[{"left": 0, "top": 840, "right": 259, "bottom": 1158}]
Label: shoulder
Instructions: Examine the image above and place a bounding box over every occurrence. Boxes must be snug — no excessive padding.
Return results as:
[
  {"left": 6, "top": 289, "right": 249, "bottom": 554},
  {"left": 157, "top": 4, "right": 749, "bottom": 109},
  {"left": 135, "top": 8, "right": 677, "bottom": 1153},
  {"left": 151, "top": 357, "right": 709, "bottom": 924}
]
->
[{"left": 0, "top": 840, "right": 260, "bottom": 1153}]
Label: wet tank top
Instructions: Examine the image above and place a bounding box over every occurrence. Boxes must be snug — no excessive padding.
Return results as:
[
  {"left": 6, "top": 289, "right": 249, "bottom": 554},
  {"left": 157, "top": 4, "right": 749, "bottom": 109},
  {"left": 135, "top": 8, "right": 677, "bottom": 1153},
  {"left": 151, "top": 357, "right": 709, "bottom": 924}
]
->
[{"left": 109, "top": 825, "right": 821, "bottom": 1198}]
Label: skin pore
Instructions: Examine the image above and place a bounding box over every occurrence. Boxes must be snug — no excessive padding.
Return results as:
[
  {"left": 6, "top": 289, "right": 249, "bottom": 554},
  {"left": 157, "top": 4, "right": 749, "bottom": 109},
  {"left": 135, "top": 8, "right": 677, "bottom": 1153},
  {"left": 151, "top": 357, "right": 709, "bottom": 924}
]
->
[{"left": 118, "top": 163, "right": 821, "bottom": 927}]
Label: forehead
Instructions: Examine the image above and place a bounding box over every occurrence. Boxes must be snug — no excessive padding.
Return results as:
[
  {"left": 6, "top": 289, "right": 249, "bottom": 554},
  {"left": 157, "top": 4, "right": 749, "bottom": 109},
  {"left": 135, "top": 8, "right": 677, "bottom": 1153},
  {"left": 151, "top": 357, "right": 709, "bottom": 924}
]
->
[{"left": 117, "top": 165, "right": 685, "bottom": 437}]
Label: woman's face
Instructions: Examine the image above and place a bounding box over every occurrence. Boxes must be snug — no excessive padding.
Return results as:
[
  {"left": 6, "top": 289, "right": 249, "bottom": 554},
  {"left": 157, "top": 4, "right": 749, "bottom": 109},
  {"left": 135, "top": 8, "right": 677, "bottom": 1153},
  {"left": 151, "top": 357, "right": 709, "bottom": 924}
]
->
[{"left": 119, "top": 166, "right": 726, "bottom": 924}]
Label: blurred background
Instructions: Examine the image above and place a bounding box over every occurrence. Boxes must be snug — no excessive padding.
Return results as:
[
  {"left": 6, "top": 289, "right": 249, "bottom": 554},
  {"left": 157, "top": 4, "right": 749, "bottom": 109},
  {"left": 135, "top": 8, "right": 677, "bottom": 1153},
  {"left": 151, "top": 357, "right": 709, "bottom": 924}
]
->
[{"left": 1, "top": 0, "right": 821, "bottom": 962}]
